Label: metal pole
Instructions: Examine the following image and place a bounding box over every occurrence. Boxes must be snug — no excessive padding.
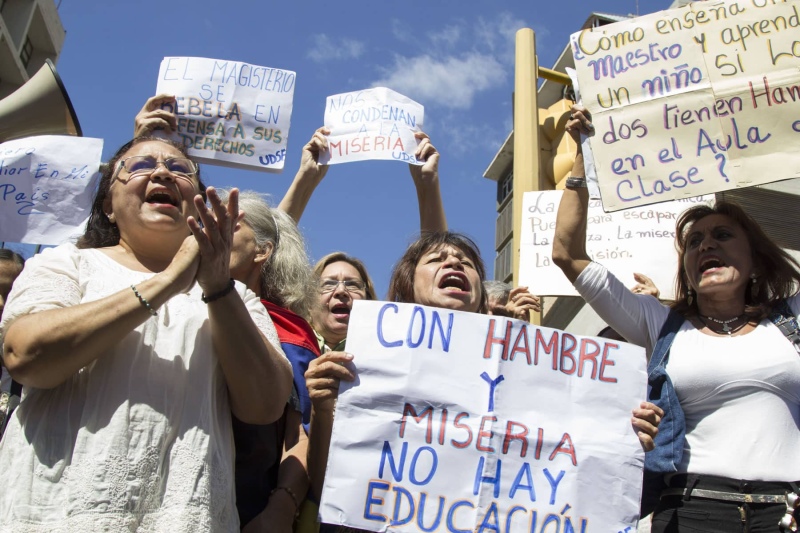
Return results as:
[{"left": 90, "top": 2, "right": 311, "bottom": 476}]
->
[{"left": 513, "top": 28, "right": 543, "bottom": 325}]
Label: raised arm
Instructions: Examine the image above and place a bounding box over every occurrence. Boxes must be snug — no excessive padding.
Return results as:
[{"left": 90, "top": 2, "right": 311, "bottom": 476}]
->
[
  {"left": 134, "top": 94, "right": 178, "bottom": 137},
  {"left": 552, "top": 106, "right": 594, "bottom": 283},
  {"left": 409, "top": 132, "right": 447, "bottom": 232},
  {"left": 278, "top": 127, "right": 329, "bottom": 223}
]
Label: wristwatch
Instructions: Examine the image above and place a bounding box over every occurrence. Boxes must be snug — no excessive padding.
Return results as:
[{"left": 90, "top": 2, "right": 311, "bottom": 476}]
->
[{"left": 565, "top": 176, "right": 587, "bottom": 189}]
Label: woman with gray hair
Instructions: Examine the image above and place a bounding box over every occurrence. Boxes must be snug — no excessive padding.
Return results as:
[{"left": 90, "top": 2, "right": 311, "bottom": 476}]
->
[{"left": 221, "top": 189, "right": 319, "bottom": 532}]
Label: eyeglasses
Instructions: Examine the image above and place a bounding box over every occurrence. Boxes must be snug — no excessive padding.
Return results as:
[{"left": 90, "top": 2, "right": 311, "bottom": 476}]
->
[
  {"left": 116, "top": 156, "right": 198, "bottom": 182},
  {"left": 319, "top": 279, "right": 366, "bottom": 294}
]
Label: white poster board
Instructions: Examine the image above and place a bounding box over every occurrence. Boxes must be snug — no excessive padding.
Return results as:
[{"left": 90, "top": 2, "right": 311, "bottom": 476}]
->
[
  {"left": 320, "top": 300, "right": 647, "bottom": 533},
  {"left": 0, "top": 136, "right": 102, "bottom": 245},
  {"left": 571, "top": 0, "right": 800, "bottom": 211},
  {"left": 320, "top": 87, "right": 423, "bottom": 165},
  {"left": 519, "top": 191, "right": 713, "bottom": 298},
  {"left": 155, "top": 57, "right": 295, "bottom": 172}
]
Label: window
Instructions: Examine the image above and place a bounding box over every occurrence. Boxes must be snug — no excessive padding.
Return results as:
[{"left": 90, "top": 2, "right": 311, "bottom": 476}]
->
[
  {"left": 497, "top": 170, "right": 513, "bottom": 204},
  {"left": 20, "top": 37, "right": 33, "bottom": 68},
  {"left": 494, "top": 240, "right": 513, "bottom": 282}
]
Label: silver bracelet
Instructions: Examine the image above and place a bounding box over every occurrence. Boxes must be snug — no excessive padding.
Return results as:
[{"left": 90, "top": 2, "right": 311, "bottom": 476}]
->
[{"left": 131, "top": 285, "right": 157, "bottom": 316}]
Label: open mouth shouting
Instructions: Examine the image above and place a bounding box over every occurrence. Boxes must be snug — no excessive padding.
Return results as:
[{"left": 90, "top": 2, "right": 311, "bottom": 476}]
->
[
  {"left": 145, "top": 186, "right": 179, "bottom": 208},
  {"left": 698, "top": 255, "right": 725, "bottom": 276},
  {"left": 438, "top": 271, "right": 471, "bottom": 294},
  {"left": 330, "top": 302, "right": 352, "bottom": 321}
]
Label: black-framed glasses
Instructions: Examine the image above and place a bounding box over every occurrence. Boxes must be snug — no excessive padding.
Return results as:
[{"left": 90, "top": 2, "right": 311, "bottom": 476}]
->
[
  {"left": 116, "top": 156, "right": 198, "bottom": 182},
  {"left": 319, "top": 279, "right": 366, "bottom": 294}
]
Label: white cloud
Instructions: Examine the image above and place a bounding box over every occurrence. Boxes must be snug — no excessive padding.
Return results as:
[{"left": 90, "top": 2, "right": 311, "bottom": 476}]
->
[
  {"left": 307, "top": 34, "right": 365, "bottom": 63},
  {"left": 372, "top": 52, "right": 505, "bottom": 109},
  {"left": 429, "top": 24, "right": 462, "bottom": 49}
]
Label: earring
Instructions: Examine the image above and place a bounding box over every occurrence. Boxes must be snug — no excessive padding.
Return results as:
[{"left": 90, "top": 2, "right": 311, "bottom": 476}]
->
[
  {"left": 107, "top": 213, "right": 116, "bottom": 224},
  {"left": 687, "top": 286, "right": 693, "bottom": 306},
  {"left": 751, "top": 275, "right": 758, "bottom": 300}
]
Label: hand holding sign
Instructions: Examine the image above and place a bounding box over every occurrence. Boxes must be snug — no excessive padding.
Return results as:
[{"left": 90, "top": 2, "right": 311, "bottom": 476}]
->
[
  {"left": 134, "top": 94, "right": 178, "bottom": 137},
  {"left": 320, "top": 87, "right": 424, "bottom": 165}
]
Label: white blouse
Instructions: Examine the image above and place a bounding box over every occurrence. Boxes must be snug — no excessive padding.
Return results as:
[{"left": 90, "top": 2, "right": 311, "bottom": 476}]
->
[
  {"left": 575, "top": 261, "right": 800, "bottom": 481},
  {"left": 0, "top": 244, "right": 284, "bottom": 532}
]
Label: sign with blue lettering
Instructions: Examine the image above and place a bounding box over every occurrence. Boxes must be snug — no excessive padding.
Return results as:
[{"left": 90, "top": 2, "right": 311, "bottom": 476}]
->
[
  {"left": 571, "top": 0, "right": 800, "bottom": 211},
  {"left": 320, "top": 300, "right": 647, "bottom": 533},
  {"left": 519, "top": 190, "right": 713, "bottom": 298},
  {"left": 320, "top": 87, "right": 424, "bottom": 165},
  {"left": 0, "top": 136, "right": 102, "bottom": 245},
  {"left": 155, "top": 57, "right": 295, "bottom": 173}
]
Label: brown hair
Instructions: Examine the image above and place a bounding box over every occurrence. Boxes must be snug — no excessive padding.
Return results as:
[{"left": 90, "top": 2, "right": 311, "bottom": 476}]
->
[
  {"left": 673, "top": 200, "right": 800, "bottom": 319},
  {"left": 77, "top": 136, "right": 206, "bottom": 249},
  {"left": 313, "top": 252, "right": 377, "bottom": 301},
  {"left": 387, "top": 231, "right": 487, "bottom": 313}
]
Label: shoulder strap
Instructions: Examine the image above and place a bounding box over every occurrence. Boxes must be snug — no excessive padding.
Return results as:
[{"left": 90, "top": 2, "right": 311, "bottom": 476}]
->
[
  {"left": 10, "top": 379, "right": 22, "bottom": 398},
  {"left": 770, "top": 299, "right": 800, "bottom": 355},
  {"left": 647, "top": 309, "right": 685, "bottom": 374}
]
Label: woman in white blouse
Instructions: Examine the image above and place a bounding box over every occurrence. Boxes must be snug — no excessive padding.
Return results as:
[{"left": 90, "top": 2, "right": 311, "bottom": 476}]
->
[
  {"left": 552, "top": 106, "right": 800, "bottom": 532},
  {"left": 0, "top": 137, "right": 293, "bottom": 531}
]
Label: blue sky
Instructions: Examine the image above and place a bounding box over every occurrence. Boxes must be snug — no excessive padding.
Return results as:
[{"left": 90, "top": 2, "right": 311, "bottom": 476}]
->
[{"left": 9, "top": 0, "right": 672, "bottom": 296}]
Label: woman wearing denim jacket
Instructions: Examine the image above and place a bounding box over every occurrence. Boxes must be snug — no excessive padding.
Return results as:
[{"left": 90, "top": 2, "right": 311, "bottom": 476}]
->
[{"left": 552, "top": 105, "right": 800, "bottom": 533}]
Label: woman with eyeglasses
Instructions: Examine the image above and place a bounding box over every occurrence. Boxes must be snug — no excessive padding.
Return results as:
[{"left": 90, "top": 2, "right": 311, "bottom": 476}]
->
[{"left": 0, "top": 137, "right": 293, "bottom": 531}]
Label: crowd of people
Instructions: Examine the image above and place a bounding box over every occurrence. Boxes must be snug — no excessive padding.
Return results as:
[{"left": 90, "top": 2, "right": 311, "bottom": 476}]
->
[{"left": 0, "top": 94, "right": 796, "bottom": 533}]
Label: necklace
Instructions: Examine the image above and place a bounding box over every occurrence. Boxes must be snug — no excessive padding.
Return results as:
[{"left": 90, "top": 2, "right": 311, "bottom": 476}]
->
[{"left": 700, "top": 314, "right": 746, "bottom": 335}]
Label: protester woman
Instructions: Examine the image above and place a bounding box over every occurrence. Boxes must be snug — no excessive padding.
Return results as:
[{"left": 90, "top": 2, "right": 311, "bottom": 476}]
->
[
  {"left": 0, "top": 137, "right": 293, "bottom": 531},
  {"left": 222, "top": 189, "right": 318, "bottom": 532},
  {"left": 552, "top": 106, "right": 800, "bottom": 532},
  {"left": 305, "top": 231, "right": 663, "bottom": 509}
]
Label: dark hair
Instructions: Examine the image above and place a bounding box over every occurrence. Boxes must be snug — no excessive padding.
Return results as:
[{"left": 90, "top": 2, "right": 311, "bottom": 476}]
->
[
  {"left": 388, "top": 231, "right": 487, "bottom": 313},
  {"left": 77, "top": 136, "right": 206, "bottom": 249},
  {"left": 673, "top": 200, "right": 800, "bottom": 319},
  {"left": 0, "top": 249, "right": 25, "bottom": 269},
  {"left": 313, "top": 252, "right": 377, "bottom": 301}
]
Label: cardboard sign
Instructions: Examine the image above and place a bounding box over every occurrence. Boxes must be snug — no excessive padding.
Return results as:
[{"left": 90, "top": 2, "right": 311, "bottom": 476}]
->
[
  {"left": 320, "top": 87, "right": 423, "bottom": 165},
  {"left": 0, "top": 136, "right": 102, "bottom": 245},
  {"left": 519, "top": 191, "right": 713, "bottom": 298},
  {"left": 571, "top": 0, "right": 800, "bottom": 211},
  {"left": 156, "top": 57, "right": 295, "bottom": 172},
  {"left": 320, "top": 300, "right": 647, "bottom": 533}
]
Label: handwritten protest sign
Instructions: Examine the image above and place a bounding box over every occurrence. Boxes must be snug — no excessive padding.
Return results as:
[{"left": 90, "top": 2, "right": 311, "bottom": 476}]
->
[
  {"left": 155, "top": 57, "right": 295, "bottom": 172},
  {"left": 0, "top": 136, "right": 102, "bottom": 245},
  {"left": 320, "top": 300, "right": 646, "bottom": 533},
  {"left": 571, "top": 0, "right": 800, "bottom": 211},
  {"left": 519, "top": 191, "right": 712, "bottom": 298},
  {"left": 320, "top": 87, "right": 423, "bottom": 165}
]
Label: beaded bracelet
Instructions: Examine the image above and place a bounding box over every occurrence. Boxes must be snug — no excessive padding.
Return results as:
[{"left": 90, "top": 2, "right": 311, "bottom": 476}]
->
[
  {"left": 201, "top": 278, "right": 235, "bottom": 304},
  {"left": 131, "top": 285, "right": 157, "bottom": 316},
  {"left": 269, "top": 486, "right": 300, "bottom": 518}
]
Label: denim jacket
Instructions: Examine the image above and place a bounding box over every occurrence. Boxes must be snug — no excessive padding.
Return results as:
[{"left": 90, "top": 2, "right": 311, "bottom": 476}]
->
[{"left": 645, "top": 309, "right": 686, "bottom": 475}]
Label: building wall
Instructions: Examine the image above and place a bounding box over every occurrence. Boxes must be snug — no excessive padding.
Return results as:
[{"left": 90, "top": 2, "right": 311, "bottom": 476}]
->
[{"left": 0, "top": 0, "right": 65, "bottom": 98}]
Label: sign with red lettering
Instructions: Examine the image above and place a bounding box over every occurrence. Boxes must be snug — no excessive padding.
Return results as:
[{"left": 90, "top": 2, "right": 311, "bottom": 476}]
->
[
  {"left": 571, "top": 0, "right": 800, "bottom": 211},
  {"left": 155, "top": 57, "right": 295, "bottom": 173},
  {"left": 320, "top": 300, "right": 647, "bottom": 533},
  {"left": 320, "top": 87, "right": 424, "bottom": 165}
]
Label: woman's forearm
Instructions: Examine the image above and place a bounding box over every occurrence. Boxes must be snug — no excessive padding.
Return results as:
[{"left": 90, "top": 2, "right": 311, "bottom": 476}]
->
[
  {"left": 3, "top": 272, "right": 181, "bottom": 389},
  {"left": 208, "top": 292, "right": 293, "bottom": 424}
]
